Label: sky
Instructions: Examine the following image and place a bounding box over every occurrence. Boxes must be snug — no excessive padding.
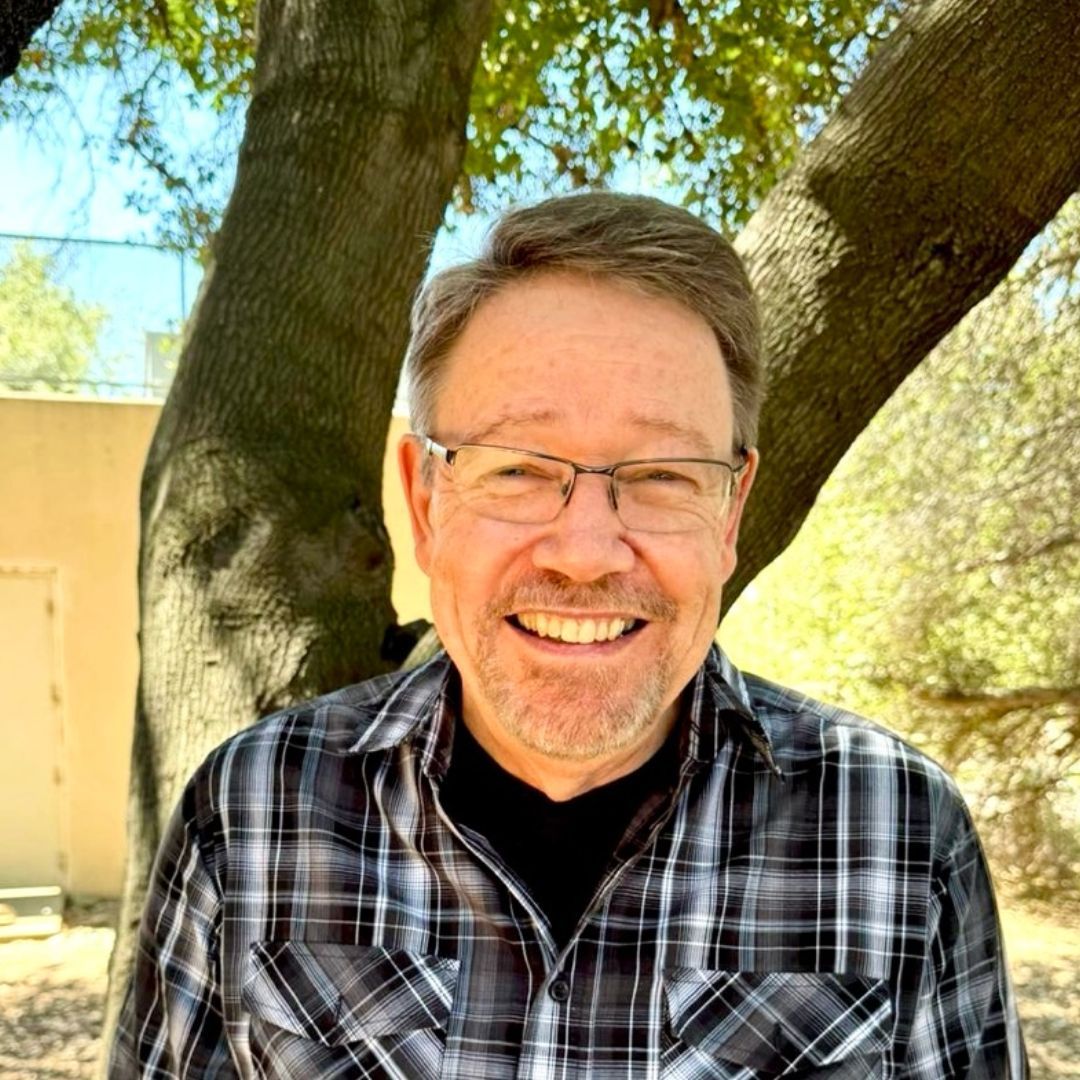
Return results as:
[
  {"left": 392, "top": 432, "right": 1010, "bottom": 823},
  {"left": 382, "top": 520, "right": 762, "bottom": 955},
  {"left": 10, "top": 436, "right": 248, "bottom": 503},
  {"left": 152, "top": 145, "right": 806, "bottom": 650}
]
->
[
  {"left": 0, "top": 81, "right": 149, "bottom": 241},
  {"left": 1, "top": 70, "right": 206, "bottom": 396},
  {"left": 0, "top": 68, "right": 493, "bottom": 402}
]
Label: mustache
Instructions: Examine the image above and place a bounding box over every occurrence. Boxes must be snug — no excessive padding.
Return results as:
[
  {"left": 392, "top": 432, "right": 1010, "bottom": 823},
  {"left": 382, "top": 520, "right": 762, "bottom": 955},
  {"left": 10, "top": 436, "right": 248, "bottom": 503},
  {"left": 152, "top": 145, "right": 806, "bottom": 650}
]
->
[{"left": 486, "top": 574, "right": 677, "bottom": 622}]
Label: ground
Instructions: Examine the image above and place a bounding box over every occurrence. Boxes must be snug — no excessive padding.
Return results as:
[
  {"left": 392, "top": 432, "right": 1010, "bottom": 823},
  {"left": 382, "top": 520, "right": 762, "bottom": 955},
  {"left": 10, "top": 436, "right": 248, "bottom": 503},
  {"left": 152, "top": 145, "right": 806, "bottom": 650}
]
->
[
  {"left": 1003, "top": 904, "right": 1080, "bottom": 1077},
  {"left": 0, "top": 901, "right": 1077, "bottom": 1077}
]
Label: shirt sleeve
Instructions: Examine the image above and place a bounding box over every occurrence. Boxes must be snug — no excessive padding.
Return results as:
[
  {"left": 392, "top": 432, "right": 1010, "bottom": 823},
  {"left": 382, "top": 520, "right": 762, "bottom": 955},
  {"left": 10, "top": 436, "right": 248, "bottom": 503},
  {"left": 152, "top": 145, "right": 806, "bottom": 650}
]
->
[
  {"left": 901, "top": 801, "right": 1028, "bottom": 1078},
  {"left": 108, "top": 784, "right": 237, "bottom": 1077}
]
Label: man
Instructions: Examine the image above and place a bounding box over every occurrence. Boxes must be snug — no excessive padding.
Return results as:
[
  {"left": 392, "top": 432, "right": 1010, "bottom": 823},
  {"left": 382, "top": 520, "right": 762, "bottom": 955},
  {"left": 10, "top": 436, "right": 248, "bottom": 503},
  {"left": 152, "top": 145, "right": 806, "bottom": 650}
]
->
[{"left": 111, "top": 192, "right": 1026, "bottom": 1077}]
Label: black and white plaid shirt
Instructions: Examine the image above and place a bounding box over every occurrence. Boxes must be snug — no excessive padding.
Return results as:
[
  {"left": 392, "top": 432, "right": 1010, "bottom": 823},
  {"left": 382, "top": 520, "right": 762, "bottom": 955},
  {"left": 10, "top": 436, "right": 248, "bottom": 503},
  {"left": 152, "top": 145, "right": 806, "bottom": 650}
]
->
[{"left": 111, "top": 647, "right": 1026, "bottom": 1078}]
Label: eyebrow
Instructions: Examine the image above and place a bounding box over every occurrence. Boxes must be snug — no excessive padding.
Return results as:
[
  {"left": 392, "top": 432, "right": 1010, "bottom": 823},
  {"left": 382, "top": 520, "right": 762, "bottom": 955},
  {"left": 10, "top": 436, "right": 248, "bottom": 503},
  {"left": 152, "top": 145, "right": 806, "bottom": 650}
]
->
[
  {"left": 461, "top": 409, "right": 719, "bottom": 458},
  {"left": 624, "top": 412, "right": 718, "bottom": 457},
  {"left": 462, "top": 409, "right": 563, "bottom": 445}
]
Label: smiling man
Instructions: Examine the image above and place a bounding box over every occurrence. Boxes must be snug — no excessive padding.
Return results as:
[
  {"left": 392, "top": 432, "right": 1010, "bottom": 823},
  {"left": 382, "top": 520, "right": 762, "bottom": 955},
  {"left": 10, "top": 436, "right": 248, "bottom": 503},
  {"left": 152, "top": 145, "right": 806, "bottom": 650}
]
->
[
  {"left": 401, "top": 269, "right": 752, "bottom": 800},
  {"left": 112, "top": 193, "right": 1026, "bottom": 1078}
]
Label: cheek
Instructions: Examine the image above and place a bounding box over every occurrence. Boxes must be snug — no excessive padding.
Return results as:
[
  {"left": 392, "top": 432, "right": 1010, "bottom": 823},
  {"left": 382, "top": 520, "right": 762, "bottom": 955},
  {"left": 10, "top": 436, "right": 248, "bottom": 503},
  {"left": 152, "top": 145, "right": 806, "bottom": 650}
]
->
[
  {"left": 426, "top": 562, "right": 477, "bottom": 666},
  {"left": 656, "top": 542, "right": 728, "bottom": 636},
  {"left": 714, "top": 544, "right": 737, "bottom": 585},
  {"left": 426, "top": 518, "right": 518, "bottom": 618},
  {"left": 658, "top": 534, "right": 727, "bottom": 594},
  {"left": 704, "top": 520, "right": 738, "bottom": 586}
]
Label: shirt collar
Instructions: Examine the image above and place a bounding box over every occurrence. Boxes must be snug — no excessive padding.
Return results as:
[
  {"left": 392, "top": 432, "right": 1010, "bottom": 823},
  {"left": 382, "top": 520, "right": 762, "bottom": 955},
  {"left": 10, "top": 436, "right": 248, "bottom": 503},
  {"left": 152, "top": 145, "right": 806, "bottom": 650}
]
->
[
  {"left": 343, "top": 645, "right": 782, "bottom": 781},
  {"left": 691, "top": 645, "right": 783, "bottom": 780},
  {"left": 342, "top": 652, "right": 456, "bottom": 761}
]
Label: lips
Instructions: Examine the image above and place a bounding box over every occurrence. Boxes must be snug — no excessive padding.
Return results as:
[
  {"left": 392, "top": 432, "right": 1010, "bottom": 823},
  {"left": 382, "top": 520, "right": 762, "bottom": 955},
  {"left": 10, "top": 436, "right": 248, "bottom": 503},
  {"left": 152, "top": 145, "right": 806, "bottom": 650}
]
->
[{"left": 512, "top": 612, "right": 641, "bottom": 644}]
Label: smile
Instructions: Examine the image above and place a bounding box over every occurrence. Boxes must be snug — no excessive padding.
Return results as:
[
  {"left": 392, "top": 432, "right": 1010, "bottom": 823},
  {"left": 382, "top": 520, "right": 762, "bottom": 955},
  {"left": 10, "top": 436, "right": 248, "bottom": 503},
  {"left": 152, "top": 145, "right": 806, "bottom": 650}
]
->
[{"left": 510, "top": 612, "right": 642, "bottom": 644}]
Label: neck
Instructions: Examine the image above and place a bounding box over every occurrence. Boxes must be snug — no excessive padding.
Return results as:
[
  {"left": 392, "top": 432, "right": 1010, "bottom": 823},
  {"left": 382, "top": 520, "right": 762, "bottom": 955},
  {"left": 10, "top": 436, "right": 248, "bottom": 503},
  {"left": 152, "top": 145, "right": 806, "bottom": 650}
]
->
[{"left": 458, "top": 704, "right": 677, "bottom": 802}]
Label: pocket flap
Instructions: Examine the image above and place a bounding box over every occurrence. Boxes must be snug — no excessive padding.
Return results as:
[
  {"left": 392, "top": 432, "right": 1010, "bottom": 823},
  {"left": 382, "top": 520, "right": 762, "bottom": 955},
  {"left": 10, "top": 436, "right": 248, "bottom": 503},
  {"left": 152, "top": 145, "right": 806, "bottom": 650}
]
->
[
  {"left": 243, "top": 941, "right": 459, "bottom": 1047},
  {"left": 663, "top": 969, "right": 892, "bottom": 1072}
]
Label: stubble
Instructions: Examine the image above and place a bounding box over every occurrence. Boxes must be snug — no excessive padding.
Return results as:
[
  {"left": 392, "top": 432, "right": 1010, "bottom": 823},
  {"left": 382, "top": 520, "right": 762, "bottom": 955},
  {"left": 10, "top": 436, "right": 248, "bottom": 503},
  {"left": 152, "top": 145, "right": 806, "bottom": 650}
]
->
[{"left": 473, "top": 574, "right": 680, "bottom": 760}]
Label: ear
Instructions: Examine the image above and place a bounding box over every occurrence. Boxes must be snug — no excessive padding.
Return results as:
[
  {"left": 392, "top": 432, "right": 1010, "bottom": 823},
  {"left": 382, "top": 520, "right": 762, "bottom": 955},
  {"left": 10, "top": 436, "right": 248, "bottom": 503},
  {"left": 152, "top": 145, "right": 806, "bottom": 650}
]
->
[
  {"left": 398, "top": 434, "right": 435, "bottom": 576},
  {"left": 717, "top": 447, "right": 758, "bottom": 581}
]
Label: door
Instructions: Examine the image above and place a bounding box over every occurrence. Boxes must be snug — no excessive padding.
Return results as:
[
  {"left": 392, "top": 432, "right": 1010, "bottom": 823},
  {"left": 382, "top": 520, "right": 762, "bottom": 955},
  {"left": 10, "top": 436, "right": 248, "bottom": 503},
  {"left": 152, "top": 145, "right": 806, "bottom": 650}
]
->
[{"left": 0, "top": 567, "right": 67, "bottom": 888}]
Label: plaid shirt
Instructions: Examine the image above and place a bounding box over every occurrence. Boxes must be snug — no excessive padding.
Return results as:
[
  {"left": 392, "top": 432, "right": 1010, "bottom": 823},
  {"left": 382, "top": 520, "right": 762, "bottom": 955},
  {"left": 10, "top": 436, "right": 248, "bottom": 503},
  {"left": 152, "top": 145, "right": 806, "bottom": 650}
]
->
[{"left": 111, "top": 647, "right": 1026, "bottom": 1078}]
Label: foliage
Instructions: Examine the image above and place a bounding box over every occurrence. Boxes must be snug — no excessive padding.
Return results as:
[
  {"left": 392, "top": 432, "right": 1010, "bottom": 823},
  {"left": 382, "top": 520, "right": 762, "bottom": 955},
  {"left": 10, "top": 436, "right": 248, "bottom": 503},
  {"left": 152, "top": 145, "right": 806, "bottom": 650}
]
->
[
  {"left": 2, "top": 0, "right": 902, "bottom": 249},
  {"left": 3, "top": 0, "right": 253, "bottom": 250},
  {"left": 724, "top": 197, "right": 1080, "bottom": 901},
  {"left": 0, "top": 241, "right": 108, "bottom": 392},
  {"left": 464, "top": 0, "right": 902, "bottom": 226}
]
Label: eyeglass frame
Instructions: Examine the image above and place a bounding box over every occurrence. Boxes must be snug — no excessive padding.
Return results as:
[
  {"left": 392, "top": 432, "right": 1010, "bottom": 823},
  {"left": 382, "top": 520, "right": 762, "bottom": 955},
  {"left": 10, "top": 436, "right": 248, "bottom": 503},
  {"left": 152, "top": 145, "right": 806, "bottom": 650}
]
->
[{"left": 420, "top": 435, "right": 750, "bottom": 531}]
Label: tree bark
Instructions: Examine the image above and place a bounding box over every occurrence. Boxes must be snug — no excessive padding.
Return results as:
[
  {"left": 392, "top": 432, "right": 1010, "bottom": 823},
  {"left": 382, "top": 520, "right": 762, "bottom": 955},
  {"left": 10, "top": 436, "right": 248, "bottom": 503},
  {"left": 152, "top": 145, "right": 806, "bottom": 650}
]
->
[
  {"left": 101, "top": 0, "right": 492, "bottom": 1053},
  {"left": 0, "top": 0, "right": 60, "bottom": 81},
  {"left": 729, "top": 0, "right": 1080, "bottom": 608}
]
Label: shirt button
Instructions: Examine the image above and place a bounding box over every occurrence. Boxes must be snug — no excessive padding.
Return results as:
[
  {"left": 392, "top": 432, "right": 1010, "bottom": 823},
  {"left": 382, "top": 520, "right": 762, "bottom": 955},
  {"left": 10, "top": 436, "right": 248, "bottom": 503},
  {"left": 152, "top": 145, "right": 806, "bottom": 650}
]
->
[{"left": 548, "top": 976, "right": 571, "bottom": 1003}]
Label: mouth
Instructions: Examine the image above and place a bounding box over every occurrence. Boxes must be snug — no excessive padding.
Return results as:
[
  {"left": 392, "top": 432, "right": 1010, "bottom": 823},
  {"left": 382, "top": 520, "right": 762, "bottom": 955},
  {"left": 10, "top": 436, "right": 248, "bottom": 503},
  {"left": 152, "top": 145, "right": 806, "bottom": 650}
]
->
[{"left": 508, "top": 611, "right": 644, "bottom": 645}]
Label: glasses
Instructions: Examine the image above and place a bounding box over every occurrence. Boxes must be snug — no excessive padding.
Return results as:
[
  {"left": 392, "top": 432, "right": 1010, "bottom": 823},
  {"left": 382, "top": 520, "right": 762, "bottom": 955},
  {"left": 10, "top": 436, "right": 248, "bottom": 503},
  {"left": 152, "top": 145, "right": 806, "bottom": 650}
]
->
[{"left": 422, "top": 437, "right": 748, "bottom": 534}]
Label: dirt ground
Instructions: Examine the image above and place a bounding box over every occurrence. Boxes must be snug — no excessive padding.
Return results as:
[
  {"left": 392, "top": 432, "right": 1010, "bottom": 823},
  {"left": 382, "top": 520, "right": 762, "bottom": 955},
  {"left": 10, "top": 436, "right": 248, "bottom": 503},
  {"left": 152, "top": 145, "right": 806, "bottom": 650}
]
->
[{"left": 0, "top": 901, "right": 1077, "bottom": 1078}]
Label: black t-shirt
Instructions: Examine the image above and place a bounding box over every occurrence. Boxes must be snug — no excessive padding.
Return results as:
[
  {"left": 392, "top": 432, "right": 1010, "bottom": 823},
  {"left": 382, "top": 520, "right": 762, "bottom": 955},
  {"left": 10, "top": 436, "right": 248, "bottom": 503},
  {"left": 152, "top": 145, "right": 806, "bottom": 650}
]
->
[{"left": 440, "top": 720, "right": 679, "bottom": 947}]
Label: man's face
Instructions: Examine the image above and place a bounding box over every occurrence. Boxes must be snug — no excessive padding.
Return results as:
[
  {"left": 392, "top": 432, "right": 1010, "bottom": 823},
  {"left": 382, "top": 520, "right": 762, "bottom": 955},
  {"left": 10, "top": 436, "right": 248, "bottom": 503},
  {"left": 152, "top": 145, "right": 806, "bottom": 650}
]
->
[{"left": 400, "top": 272, "right": 755, "bottom": 768}]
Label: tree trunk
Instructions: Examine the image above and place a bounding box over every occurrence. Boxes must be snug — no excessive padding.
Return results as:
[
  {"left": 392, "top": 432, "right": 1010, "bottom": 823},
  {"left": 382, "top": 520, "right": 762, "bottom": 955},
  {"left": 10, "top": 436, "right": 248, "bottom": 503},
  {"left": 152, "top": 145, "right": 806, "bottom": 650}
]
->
[
  {"left": 101, "top": 0, "right": 492, "bottom": 1053},
  {"left": 729, "top": 0, "right": 1080, "bottom": 607},
  {"left": 0, "top": 0, "right": 61, "bottom": 81}
]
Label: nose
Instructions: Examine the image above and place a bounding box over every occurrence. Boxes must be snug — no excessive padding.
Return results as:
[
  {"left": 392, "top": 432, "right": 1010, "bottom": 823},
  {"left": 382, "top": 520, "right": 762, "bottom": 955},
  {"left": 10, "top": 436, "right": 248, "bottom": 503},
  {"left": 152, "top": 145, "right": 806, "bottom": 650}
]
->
[{"left": 531, "top": 472, "right": 635, "bottom": 581}]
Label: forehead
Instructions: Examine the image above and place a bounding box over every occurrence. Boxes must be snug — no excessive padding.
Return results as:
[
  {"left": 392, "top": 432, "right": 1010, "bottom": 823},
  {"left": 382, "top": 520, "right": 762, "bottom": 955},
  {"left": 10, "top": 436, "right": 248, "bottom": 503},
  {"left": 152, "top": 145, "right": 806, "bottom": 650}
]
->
[{"left": 434, "top": 273, "right": 733, "bottom": 454}]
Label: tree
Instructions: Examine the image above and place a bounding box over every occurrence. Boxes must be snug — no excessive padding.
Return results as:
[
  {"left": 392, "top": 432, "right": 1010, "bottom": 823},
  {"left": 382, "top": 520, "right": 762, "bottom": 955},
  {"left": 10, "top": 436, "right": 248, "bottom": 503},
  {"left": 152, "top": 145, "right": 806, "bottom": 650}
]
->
[
  {"left": 10, "top": 0, "right": 1068, "bottom": 1049},
  {"left": 725, "top": 194, "right": 1080, "bottom": 899},
  {"left": 2, "top": 0, "right": 903, "bottom": 249},
  {"left": 100, "top": 0, "right": 494, "bottom": 1048},
  {"left": 0, "top": 241, "right": 106, "bottom": 391}
]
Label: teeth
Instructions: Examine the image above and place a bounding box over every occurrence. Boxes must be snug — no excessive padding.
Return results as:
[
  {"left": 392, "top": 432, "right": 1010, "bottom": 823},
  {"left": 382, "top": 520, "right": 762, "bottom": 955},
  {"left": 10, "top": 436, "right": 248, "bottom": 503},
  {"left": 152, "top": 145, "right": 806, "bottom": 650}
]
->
[{"left": 516, "top": 613, "right": 635, "bottom": 643}]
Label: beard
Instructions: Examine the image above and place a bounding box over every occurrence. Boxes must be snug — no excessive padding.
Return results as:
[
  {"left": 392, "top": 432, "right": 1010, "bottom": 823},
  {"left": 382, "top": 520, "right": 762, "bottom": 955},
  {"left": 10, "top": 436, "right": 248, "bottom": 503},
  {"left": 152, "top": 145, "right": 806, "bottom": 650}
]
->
[{"left": 471, "top": 574, "right": 680, "bottom": 760}]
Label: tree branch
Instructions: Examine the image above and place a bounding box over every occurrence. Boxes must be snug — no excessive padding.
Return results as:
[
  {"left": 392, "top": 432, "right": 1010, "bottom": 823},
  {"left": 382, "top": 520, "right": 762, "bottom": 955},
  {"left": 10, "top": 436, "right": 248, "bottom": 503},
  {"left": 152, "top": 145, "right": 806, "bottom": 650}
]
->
[
  {"left": 729, "top": 0, "right": 1080, "bottom": 612},
  {"left": 954, "top": 528, "right": 1080, "bottom": 572},
  {"left": 913, "top": 685, "right": 1080, "bottom": 714}
]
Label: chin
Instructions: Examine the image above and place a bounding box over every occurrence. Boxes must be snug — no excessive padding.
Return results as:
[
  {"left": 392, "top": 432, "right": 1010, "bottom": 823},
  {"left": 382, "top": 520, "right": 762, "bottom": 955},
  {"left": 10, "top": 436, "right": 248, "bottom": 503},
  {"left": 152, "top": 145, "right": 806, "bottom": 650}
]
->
[{"left": 477, "top": 659, "right": 674, "bottom": 762}]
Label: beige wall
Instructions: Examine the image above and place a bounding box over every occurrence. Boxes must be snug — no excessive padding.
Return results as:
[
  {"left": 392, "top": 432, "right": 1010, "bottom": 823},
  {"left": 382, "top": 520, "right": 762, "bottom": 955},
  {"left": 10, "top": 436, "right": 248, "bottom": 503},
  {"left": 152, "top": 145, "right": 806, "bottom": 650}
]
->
[
  {"left": 0, "top": 396, "right": 157, "bottom": 895},
  {"left": 0, "top": 395, "right": 428, "bottom": 897}
]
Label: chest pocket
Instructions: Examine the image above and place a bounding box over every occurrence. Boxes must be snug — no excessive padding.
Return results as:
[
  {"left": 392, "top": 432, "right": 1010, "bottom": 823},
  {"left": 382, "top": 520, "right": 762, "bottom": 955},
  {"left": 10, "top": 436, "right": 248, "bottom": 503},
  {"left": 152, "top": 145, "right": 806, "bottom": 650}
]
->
[
  {"left": 242, "top": 940, "right": 459, "bottom": 1078},
  {"left": 661, "top": 969, "right": 892, "bottom": 1079}
]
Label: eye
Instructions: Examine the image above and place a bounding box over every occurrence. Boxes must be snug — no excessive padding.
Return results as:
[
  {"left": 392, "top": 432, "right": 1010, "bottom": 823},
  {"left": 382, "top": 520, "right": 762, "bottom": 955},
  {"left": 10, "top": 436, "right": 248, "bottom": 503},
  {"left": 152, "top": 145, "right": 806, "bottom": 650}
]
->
[
  {"left": 488, "top": 461, "right": 558, "bottom": 480},
  {"left": 475, "top": 458, "right": 566, "bottom": 491},
  {"left": 621, "top": 464, "right": 697, "bottom": 487}
]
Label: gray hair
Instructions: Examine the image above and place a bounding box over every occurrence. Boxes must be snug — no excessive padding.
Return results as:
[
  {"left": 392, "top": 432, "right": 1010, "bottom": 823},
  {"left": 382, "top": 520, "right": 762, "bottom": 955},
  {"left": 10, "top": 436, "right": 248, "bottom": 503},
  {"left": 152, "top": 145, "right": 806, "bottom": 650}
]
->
[{"left": 405, "top": 191, "right": 763, "bottom": 450}]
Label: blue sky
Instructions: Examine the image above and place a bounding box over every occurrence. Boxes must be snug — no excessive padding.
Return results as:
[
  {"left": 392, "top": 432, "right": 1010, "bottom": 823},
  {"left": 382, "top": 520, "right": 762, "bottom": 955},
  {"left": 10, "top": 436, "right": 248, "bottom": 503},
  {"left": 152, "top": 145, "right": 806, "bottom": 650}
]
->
[
  {"left": 1, "top": 66, "right": 207, "bottom": 394},
  {"left": 0, "top": 63, "right": 155, "bottom": 241},
  {"left": 0, "top": 73, "right": 495, "bottom": 400}
]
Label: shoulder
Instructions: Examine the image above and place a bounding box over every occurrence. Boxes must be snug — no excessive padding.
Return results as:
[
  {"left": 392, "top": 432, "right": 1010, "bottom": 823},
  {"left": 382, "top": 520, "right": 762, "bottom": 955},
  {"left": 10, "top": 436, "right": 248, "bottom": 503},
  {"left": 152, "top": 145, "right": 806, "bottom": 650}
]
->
[
  {"left": 184, "top": 654, "right": 453, "bottom": 820},
  {"left": 743, "top": 671, "right": 945, "bottom": 773},
  {"left": 741, "top": 671, "right": 972, "bottom": 845}
]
